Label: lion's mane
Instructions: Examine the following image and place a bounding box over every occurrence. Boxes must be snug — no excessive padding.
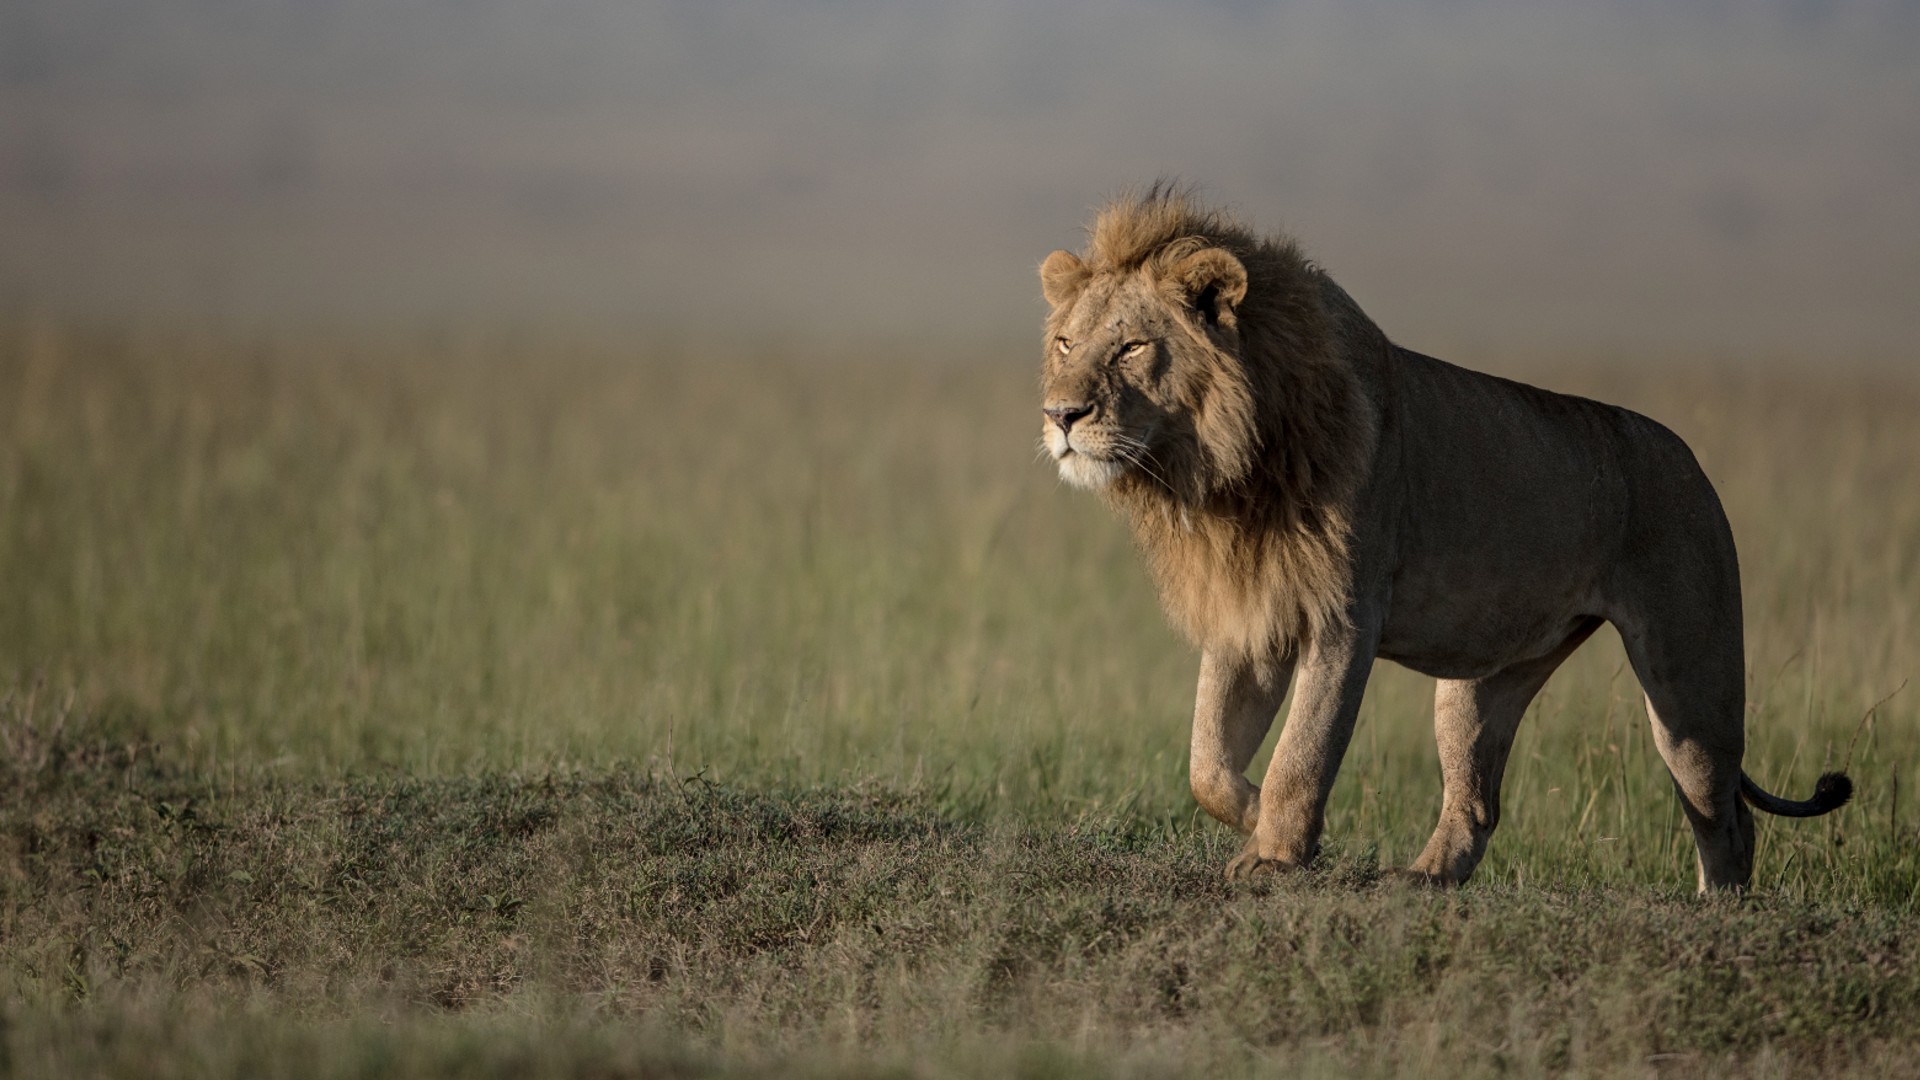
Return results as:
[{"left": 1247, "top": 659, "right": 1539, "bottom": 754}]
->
[{"left": 1084, "top": 187, "right": 1380, "bottom": 661}]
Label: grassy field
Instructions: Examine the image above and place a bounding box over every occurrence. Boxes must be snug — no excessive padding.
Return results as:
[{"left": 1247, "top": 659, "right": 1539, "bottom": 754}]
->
[{"left": 2, "top": 318, "right": 1917, "bottom": 1077}]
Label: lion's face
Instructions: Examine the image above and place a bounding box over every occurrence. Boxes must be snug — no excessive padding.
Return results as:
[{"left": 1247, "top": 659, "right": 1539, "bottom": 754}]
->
[{"left": 1038, "top": 245, "right": 1252, "bottom": 496}]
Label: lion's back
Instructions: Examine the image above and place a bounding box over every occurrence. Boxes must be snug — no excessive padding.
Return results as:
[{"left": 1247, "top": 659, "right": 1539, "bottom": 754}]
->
[
  {"left": 1383, "top": 348, "right": 1636, "bottom": 564},
  {"left": 1368, "top": 348, "right": 1730, "bottom": 675}
]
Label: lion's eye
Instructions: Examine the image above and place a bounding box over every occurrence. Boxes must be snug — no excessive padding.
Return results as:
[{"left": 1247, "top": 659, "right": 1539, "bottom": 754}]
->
[
  {"left": 1055, "top": 337, "right": 1072, "bottom": 355},
  {"left": 1118, "top": 340, "right": 1149, "bottom": 360}
]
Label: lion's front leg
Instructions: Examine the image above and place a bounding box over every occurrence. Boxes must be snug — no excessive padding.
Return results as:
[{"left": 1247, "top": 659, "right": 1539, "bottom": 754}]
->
[
  {"left": 1226, "top": 619, "right": 1378, "bottom": 880},
  {"left": 1189, "top": 649, "right": 1294, "bottom": 834}
]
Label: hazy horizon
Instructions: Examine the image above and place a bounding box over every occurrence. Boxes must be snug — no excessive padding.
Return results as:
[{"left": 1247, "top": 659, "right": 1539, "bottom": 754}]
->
[{"left": 4, "top": 0, "right": 1918, "bottom": 362}]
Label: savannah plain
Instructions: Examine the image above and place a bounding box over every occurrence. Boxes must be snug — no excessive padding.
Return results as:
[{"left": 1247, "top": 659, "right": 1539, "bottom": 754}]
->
[{"left": 1, "top": 314, "right": 1916, "bottom": 1078}]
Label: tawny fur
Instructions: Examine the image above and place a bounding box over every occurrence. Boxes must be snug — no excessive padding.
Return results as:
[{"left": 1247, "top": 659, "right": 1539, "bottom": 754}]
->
[
  {"left": 1037, "top": 184, "right": 1852, "bottom": 892},
  {"left": 1044, "top": 186, "right": 1376, "bottom": 661}
]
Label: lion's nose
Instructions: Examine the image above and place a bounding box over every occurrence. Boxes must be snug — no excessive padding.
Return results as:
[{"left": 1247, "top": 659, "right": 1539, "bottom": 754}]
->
[{"left": 1044, "top": 403, "right": 1094, "bottom": 434}]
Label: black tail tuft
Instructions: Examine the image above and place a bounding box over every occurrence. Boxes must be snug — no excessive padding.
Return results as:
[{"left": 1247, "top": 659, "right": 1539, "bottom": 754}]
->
[
  {"left": 1811, "top": 771, "right": 1854, "bottom": 813},
  {"left": 1740, "top": 770, "right": 1854, "bottom": 818}
]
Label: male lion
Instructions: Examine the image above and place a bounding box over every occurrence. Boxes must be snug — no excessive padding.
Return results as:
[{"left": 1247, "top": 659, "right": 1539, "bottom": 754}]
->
[{"left": 1037, "top": 186, "right": 1850, "bottom": 892}]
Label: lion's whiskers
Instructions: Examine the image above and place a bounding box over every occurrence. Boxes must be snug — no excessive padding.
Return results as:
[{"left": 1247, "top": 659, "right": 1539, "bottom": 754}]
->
[{"left": 1113, "top": 435, "right": 1178, "bottom": 498}]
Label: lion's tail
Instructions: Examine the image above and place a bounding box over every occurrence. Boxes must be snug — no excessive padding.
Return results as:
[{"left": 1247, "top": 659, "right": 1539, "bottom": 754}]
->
[{"left": 1739, "top": 771, "right": 1854, "bottom": 818}]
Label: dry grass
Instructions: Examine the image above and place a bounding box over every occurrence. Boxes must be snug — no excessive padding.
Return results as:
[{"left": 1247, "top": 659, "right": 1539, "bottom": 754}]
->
[
  {"left": 1, "top": 318, "right": 1916, "bottom": 1076},
  {"left": 6, "top": 711, "right": 1920, "bottom": 1079}
]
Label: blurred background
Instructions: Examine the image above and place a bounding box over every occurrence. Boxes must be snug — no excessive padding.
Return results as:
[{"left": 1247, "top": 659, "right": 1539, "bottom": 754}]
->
[
  {"left": 2, "top": 1, "right": 1915, "bottom": 806},
  {"left": 4, "top": 0, "right": 1917, "bottom": 362}
]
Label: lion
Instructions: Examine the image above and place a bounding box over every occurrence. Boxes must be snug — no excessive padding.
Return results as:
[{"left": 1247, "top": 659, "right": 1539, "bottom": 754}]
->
[{"left": 1036, "top": 185, "right": 1851, "bottom": 892}]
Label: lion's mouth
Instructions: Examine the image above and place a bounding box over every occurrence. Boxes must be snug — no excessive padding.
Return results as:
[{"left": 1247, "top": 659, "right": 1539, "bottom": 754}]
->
[
  {"left": 1046, "top": 427, "right": 1127, "bottom": 490},
  {"left": 1058, "top": 451, "right": 1123, "bottom": 489},
  {"left": 1046, "top": 424, "right": 1110, "bottom": 460}
]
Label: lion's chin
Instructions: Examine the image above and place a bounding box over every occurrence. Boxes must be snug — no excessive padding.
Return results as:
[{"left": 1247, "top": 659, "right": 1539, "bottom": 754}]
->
[{"left": 1056, "top": 450, "right": 1124, "bottom": 490}]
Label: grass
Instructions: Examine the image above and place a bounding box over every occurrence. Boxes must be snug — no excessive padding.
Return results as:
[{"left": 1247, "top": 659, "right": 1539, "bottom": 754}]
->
[{"left": 2, "top": 317, "right": 1917, "bottom": 1076}]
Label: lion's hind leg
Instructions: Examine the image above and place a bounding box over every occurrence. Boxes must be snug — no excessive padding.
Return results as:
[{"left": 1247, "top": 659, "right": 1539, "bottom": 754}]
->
[
  {"left": 1618, "top": 619, "right": 1755, "bottom": 893},
  {"left": 1407, "top": 620, "right": 1600, "bottom": 886},
  {"left": 1606, "top": 425, "right": 1756, "bottom": 892}
]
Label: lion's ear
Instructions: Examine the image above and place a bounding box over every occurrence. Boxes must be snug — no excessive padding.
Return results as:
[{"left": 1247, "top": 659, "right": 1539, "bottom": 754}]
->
[
  {"left": 1040, "top": 250, "right": 1090, "bottom": 309},
  {"left": 1169, "top": 248, "right": 1248, "bottom": 328}
]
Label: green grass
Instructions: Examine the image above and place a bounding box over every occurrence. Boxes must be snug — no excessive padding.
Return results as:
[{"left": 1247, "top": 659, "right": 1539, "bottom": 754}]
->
[{"left": 2, "top": 318, "right": 1917, "bottom": 1076}]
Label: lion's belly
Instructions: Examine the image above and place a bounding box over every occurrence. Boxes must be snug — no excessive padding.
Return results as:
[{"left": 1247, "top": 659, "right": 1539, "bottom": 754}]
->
[
  {"left": 1366, "top": 361, "right": 1629, "bottom": 681},
  {"left": 1374, "top": 570, "right": 1602, "bottom": 681}
]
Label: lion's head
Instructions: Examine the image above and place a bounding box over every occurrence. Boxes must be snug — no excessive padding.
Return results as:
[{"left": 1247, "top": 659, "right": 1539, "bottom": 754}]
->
[
  {"left": 1036, "top": 186, "right": 1379, "bottom": 658},
  {"left": 1038, "top": 208, "right": 1256, "bottom": 502},
  {"left": 1036, "top": 233, "right": 1259, "bottom": 499}
]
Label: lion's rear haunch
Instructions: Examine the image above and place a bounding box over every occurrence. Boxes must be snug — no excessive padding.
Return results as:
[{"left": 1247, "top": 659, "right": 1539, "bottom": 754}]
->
[{"left": 1741, "top": 771, "right": 1854, "bottom": 818}]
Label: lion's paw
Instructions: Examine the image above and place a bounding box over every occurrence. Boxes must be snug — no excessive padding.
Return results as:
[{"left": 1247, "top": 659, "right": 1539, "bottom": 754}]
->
[
  {"left": 1224, "top": 851, "right": 1301, "bottom": 882},
  {"left": 1382, "top": 867, "right": 1451, "bottom": 889}
]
